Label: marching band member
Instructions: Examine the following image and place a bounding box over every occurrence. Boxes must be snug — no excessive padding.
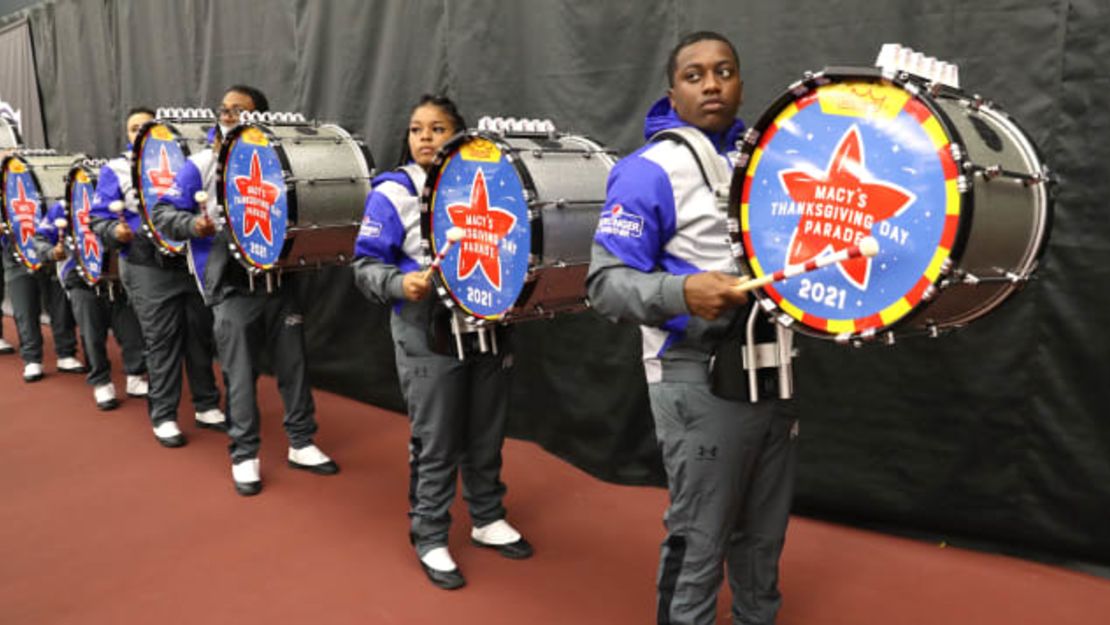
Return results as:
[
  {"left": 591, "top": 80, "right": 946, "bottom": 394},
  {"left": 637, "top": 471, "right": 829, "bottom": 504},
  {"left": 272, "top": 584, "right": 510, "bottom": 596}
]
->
[
  {"left": 33, "top": 200, "right": 147, "bottom": 409},
  {"left": 152, "top": 85, "right": 338, "bottom": 496},
  {"left": 587, "top": 32, "right": 798, "bottom": 625},
  {"left": 89, "top": 107, "right": 225, "bottom": 445},
  {"left": 352, "top": 95, "right": 532, "bottom": 590}
]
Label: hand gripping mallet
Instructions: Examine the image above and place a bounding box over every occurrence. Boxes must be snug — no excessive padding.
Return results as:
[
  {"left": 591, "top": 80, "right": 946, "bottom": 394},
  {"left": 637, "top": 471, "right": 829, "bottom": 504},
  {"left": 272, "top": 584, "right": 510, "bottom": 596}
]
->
[
  {"left": 421, "top": 227, "right": 465, "bottom": 282},
  {"left": 733, "top": 236, "right": 881, "bottom": 293}
]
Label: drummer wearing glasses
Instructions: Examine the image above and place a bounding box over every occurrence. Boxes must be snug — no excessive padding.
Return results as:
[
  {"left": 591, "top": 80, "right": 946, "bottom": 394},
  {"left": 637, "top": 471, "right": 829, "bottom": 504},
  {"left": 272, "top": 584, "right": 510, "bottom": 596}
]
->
[
  {"left": 153, "top": 85, "right": 339, "bottom": 496},
  {"left": 352, "top": 94, "right": 533, "bottom": 591}
]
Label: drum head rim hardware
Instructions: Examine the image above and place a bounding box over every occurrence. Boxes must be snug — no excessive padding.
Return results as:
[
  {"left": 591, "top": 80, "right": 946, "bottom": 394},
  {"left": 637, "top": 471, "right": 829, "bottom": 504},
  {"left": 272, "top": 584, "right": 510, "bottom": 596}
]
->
[{"left": 728, "top": 68, "right": 977, "bottom": 342}]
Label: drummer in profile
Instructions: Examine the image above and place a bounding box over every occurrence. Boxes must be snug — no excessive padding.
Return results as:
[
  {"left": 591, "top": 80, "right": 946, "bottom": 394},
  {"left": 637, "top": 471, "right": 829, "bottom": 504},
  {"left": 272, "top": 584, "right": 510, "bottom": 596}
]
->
[
  {"left": 152, "top": 85, "right": 339, "bottom": 496},
  {"left": 90, "top": 107, "right": 225, "bottom": 445},
  {"left": 352, "top": 94, "right": 532, "bottom": 591},
  {"left": 33, "top": 195, "right": 146, "bottom": 410}
]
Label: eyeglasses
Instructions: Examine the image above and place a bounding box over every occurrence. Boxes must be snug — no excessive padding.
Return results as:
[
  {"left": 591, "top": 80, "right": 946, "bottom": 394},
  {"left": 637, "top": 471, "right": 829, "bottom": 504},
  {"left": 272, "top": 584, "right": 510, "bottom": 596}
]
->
[{"left": 217, "top": 106, "right": 248, "bottom": 118}]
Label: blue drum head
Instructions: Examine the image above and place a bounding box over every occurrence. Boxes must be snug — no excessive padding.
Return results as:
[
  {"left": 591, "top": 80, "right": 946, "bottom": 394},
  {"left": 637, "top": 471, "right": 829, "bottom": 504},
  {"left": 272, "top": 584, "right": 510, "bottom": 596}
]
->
[
  {"left": 2, "top": 157, "right": 44, "bottom": 270},
  {"left": 136, "top": 123, "right": 188, "bottom": 254},
  {"left": 220, "top": 125, "right": 288, "bottom": 270},
  {"left": 429, "top": 136, "right": 531, "bottom": 320}
]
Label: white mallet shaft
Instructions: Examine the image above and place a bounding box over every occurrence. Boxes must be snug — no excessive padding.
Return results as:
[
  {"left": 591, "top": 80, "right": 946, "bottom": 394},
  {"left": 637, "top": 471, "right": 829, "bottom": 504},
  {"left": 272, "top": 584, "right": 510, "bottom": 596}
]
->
[
  {"left": 421, "top": 227, "right": 465, "bottom": 281},
  {"left": 734, "top": 236, "right": 880, "bottom": 293}
]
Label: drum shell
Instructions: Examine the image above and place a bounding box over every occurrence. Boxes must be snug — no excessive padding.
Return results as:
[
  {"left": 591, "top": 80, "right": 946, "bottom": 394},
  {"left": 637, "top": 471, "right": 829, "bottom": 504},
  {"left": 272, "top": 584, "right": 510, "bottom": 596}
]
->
[
  {"left": 900, "top": 95, "right": 1051, "bottom": 329},
  {"left": 219, "top": 122, "right": 373, "bottom": 271}
]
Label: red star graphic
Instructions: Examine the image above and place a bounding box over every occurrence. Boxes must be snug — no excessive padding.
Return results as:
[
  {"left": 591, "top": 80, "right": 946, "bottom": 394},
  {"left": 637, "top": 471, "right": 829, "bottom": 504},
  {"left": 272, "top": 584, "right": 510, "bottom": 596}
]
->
[
  {"left": 780, "top": 126, "right": 914, "bottom": 290},
  {"left": 233, "top": 151, "right": 280, "bottom": 245},
  {"left": 445, "top": 169, "right": 516, "bottom": 290},
  {"left": 10, "top": 177, "right": 38, "bottom": 247},
  {"left": 146, "top": 145, "right": 176, "bottom": 194},
  {"left": 79, "top": 188, "right": 100, "bottom": 259}
]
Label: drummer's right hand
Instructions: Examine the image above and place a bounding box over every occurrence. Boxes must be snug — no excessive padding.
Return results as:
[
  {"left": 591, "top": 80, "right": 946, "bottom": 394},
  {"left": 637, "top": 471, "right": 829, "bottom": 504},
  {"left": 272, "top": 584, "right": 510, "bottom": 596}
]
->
[
  {"left": 401, "top": 271, "right": 433, "bottom": 302},
  {"left": 193, "top": 214, "right": 216, "bottom": 237},
  {"left": 683, "top": 271, "right": 750, "bottom": 320},
  {"left": 113, "top": 222, "right": 134, "bottom": 244}
]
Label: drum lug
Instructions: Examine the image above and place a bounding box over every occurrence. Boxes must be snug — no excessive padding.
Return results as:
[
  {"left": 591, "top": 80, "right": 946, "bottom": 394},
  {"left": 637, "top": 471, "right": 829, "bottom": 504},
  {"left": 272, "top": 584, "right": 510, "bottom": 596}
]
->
[{"left": 883, "top": 331, "right": 896, "bottom": 346}]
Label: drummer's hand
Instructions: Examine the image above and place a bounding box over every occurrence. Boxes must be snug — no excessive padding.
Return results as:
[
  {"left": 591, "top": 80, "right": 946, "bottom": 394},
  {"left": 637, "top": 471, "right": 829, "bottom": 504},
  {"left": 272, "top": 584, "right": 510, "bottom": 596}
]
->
[
  {"left": 52, "top": 243, "right": 66, "bottom": 261},
  {"left": 193, "top": 214, "right": 216, "bottom": 237},
  {"left": 113, "top": 222, "right": 134, "bottom": 244},
  {"left": 401, "top": 271, "right": 433, "bottom": 302},
  {"left": 683, "top": 271, "right": 749, "bottom": 320}
]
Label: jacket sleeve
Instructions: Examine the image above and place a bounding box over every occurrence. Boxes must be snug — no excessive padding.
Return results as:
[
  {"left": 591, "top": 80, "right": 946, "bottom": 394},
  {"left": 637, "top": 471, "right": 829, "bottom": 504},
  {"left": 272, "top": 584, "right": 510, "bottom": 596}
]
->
[
  {"left": 586, "top": 155, "right": 690, "bottom": 326},
  {"left": 151, "top": 159, "right": 202, "bottom": 240},
  {"left": 89, "top": 164, "right": 123, "bottom": 246},
  {"left": 32, "top": 202, "right": 65, "bottom": 259},
  {"left": 351, "top": 187, "right": 409, "bottom": 305}
]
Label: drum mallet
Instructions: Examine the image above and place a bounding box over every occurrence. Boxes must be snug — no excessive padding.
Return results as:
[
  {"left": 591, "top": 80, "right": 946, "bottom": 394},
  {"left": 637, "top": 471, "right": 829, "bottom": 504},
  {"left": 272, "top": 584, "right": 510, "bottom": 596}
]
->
[
  {"left": 733, "top": 236, "right": 880, "bottom": 293},
  {"left": 421, "top": 227, "right": 465, "bottom": 282}
]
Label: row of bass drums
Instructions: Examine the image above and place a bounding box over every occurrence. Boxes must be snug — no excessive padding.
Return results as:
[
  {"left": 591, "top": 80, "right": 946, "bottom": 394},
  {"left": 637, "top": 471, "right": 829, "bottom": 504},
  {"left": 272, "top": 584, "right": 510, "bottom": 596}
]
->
[{"left": 1, "top": 67, "right": 1053, "bottom": 343}]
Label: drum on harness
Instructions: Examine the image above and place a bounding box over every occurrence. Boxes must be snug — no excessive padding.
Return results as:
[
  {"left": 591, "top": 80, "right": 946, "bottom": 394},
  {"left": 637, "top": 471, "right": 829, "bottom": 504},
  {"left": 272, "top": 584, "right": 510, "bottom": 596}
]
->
[
  {"left": 64, "top": 160, "right": 120, "bottom": 293},
  {"left": 1, "top": 150, "right": 85, "bottom": 271},
  {"left": 131, "top": 108, "right": 216, "bottom": 255},
  {"left": 215, "top": 112, "right": 374, "bottom": 287},
  {"left": 421, "top": 117, "right": 616, "bottom": 341},
  {"left": 729, "top": 66, "right": 1053, "bottom": 344}
]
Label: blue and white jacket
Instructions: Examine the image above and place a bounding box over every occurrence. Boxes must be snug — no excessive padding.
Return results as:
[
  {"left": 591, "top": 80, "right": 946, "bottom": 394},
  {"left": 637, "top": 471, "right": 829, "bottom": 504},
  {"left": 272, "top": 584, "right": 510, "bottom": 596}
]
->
[
  {"left": 89, "top": 151, "right": 160, "bottom": 267},
  {"left": 586, "top": 97, "right": 748, "bottom": 383},
  {"left": 151, "top": 149, "right": 228, "bottom": 302},
  {"left": 352, "top": 164, "right": 426, "bottom": 306}
]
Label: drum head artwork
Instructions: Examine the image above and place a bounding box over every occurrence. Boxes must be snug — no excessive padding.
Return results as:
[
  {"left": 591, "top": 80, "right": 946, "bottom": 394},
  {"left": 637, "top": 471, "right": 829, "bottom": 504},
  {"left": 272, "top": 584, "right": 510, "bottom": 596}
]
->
[
  {"left": 135, "top": 122, "right": 188, "bottom": 254},
  {"left": 735, "top": 75, "right": 964, "bottom": 338},
  {"left": 2, "top": 157, "right": 44, "bottom": 270},
  {"left": 69, "top": 167, "right": 104, "bottom": 284},
  {"left": 428, "top": 135, "right": 532, "bottom": 320},
  {"left": 221, "top": 125, "right": 289, "bottom": 270}
]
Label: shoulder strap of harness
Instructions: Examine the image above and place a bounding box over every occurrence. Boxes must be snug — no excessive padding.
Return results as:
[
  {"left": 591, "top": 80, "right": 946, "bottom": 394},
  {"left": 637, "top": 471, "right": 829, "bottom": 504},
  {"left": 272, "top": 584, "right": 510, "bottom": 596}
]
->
[{"left": 649, "top": 126, "right": 732, "bottom": 210}]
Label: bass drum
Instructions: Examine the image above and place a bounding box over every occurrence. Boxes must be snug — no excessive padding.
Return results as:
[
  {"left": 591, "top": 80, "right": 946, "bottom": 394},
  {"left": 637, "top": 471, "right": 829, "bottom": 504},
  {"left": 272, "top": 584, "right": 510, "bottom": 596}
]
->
[
  {"left": 730, "top": 68, "right": 1053, "bottom": 342},
  {"left": 131, "top": 110, "right": 216, "bottom": 255},
  {"left": 422, "top": 123, "right": 616, "bottom": 323},
  {"left": 1, "top": 150, "right": 84, "bottom": 271},
  {"left": 65, "top": 160, "right": 116, "bottom": 287},
  {"left": 217, "top": 116, "right": 374, "bottom": 274}
]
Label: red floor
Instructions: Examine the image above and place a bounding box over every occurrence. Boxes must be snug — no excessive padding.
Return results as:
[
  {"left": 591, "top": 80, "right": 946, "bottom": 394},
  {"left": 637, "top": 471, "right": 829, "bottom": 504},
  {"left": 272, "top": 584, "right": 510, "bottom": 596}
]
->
[{"left": 2, "top": 315, "right": 1109, "bottom": 625}]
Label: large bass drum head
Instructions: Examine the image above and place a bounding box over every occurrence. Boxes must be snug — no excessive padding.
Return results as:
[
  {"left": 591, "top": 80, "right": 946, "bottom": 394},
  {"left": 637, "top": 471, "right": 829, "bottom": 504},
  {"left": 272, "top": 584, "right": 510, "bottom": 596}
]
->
[
  {"left": 219, "top": 125, "right": 291, "bottom": 272},
  {"left": 66, "top": 164, "right": 105, "bottom": 285},
  {"left": 732, "top": 70, "right": 966, "bottom": 339},
  {"left": 424, "top": 133, "right": 533, "bottom": 321},
  {"left": 1, "top": 155, "right": 45, "bottom": 270}
]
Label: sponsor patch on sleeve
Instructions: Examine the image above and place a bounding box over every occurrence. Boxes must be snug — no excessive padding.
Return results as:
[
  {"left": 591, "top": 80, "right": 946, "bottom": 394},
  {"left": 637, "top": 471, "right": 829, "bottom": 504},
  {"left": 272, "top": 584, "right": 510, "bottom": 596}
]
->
[{"left": 596, "top": 204, "right": 644, "bottom": 238}]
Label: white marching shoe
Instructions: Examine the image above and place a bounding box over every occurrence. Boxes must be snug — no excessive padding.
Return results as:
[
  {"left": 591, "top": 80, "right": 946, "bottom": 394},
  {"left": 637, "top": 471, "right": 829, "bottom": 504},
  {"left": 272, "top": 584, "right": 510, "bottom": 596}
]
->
[
  {"left": 232, "top": 458, "right": 262, "bottom": 496},
  {"left": 125, "top": 375, "right": 148, "bottom": 397},
  {"left": 23, "top": 362, "right": 44, "bottom": 382},
  {"left": 152, "top": 420, "right": 186, "bottom": 448},
  {"left": 287, "top": 444, "right": 340, "bottom": 475},
  {"left": 471, "top": 519, "right": 534, "bottom": 559},
  {"left": 0, "top": 337, "right": 14, "bottom": 354},
  {"left": 195, "top": 408, "right": 227, "bottom": 430},
  {"left": 56, "top": 356, "right": 86, "bottom": 373},
  {"left": 93, "top": 383, "right": 119, "bottom": 410}
]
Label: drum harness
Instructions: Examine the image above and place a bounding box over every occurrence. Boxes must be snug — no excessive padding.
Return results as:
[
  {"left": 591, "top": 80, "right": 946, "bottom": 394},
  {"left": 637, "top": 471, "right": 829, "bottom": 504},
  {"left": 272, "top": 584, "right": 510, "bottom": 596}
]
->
[{"left": 650, "top": 126, "right": 795, "bottom": 402}]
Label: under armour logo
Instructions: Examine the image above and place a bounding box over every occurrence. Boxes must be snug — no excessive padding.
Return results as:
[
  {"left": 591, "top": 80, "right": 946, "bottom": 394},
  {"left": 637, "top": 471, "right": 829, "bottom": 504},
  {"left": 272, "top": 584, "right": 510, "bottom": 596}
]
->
[{"left": 697, "top": 445, "right": 718, "bottom": 460}]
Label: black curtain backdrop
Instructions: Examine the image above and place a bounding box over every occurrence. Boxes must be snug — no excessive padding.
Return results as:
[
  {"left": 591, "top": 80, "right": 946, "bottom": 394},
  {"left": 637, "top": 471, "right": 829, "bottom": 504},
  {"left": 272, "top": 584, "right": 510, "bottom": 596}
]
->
[{"left": 2, "top": 0, "right": 1107, "bottom": 562}]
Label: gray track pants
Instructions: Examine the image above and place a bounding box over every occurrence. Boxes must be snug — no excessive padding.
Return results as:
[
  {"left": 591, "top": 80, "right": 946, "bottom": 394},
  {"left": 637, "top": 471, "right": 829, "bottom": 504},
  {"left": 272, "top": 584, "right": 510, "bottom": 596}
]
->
[
  {"left": 120, "top": 259, "right": 220, "bottom": 425},
  {"left": 391, "top": 313, "right": 510, "bottom": 556},
  {"left": 212, "top": 288, "right": 317, "bottom": 463},
  {"left": 649, "top": 363, "right": 798, "bottom": 625},
  {"left": 68, "top": 286, "right": 146, "bottom": 386},
  {"left": 3, "top": 260, "right": 77, "bottom": 364}
]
